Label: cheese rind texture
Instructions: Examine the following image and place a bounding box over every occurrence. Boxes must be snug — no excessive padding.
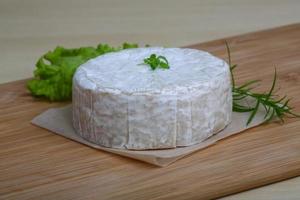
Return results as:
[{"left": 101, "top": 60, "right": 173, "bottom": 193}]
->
[{"left": 72, "top": 47, "right": 232, "bottom": 150}]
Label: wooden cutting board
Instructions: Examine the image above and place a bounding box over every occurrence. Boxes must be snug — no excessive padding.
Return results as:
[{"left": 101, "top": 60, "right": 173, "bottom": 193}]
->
[{"left": 1, "top": 24, "right": 300, "bottom": 200}]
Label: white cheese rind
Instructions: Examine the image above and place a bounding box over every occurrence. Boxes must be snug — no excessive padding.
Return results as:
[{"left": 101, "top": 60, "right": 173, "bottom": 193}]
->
[{"left": 72, "top": 47, "right": 232, "bottom": 149}]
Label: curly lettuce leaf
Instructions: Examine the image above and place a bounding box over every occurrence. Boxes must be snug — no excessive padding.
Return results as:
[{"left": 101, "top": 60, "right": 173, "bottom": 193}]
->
[{"left": 27, "top": 43, "right": 138, "bottom": 101}]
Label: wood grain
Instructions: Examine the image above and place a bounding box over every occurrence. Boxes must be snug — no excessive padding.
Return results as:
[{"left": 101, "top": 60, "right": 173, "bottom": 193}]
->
[{"left": 1, "top": 24, "right": 300, "bottom": 200}]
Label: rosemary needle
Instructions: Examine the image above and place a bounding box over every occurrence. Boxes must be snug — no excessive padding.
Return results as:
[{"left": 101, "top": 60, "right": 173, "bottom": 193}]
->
[{"left": 225, "top": 41, "right": 300, "bottom": 125}]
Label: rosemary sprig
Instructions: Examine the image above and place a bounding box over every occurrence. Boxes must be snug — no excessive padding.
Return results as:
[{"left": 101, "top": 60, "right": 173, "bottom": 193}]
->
[
  {"left": 141, "top": 54, "right": 170, "bottom": 70},
  {"left": 225, "top": 41, "right": 300, "bottom": 125}
]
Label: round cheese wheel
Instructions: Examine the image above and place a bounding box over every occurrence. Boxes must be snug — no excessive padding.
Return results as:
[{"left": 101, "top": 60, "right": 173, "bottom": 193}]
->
[{"left": 72, "top": 47, "right": 232, "bottom": 149}]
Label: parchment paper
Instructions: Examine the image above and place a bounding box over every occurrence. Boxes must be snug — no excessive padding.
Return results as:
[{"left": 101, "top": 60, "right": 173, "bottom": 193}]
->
[{"left": 31, "top": 104, "right": 266, "bottom": 167}]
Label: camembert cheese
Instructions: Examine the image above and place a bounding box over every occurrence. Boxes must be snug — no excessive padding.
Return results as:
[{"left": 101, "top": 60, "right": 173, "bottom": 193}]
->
[{"left": 72, "top": 47, "right": 232, "bottom": 150}]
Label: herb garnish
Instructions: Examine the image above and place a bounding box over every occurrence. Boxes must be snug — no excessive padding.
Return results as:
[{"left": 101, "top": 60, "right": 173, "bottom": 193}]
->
[
  {"left": 141, "top": 54, "right": 170, "bottom": 70},
  {"left": 226, "top": 41, "right": 299, "bottom": 125},
  {"left": 27, "top": 43, "right": 139, "bottom": 101}
]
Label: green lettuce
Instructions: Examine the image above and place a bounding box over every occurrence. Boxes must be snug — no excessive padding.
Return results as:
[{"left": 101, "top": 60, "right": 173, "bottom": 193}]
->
[{"left": 27, "top": 43, "right": 138, "bottom": 101}]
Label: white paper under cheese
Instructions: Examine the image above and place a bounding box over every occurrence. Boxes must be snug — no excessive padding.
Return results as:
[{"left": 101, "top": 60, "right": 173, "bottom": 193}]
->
[{"left": 72, "top": 47, "right": 232, "bottom": 150}]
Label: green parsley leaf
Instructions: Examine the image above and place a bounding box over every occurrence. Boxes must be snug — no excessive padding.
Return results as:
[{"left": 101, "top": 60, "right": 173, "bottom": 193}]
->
[{"left": 141, "top": 54, "right": 170, "bottom": 70}]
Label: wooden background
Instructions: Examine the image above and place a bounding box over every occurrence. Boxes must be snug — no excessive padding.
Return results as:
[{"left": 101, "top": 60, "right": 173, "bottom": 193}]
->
[{"left": 0, "top": 24, "right": 300, "bottom": 200}]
